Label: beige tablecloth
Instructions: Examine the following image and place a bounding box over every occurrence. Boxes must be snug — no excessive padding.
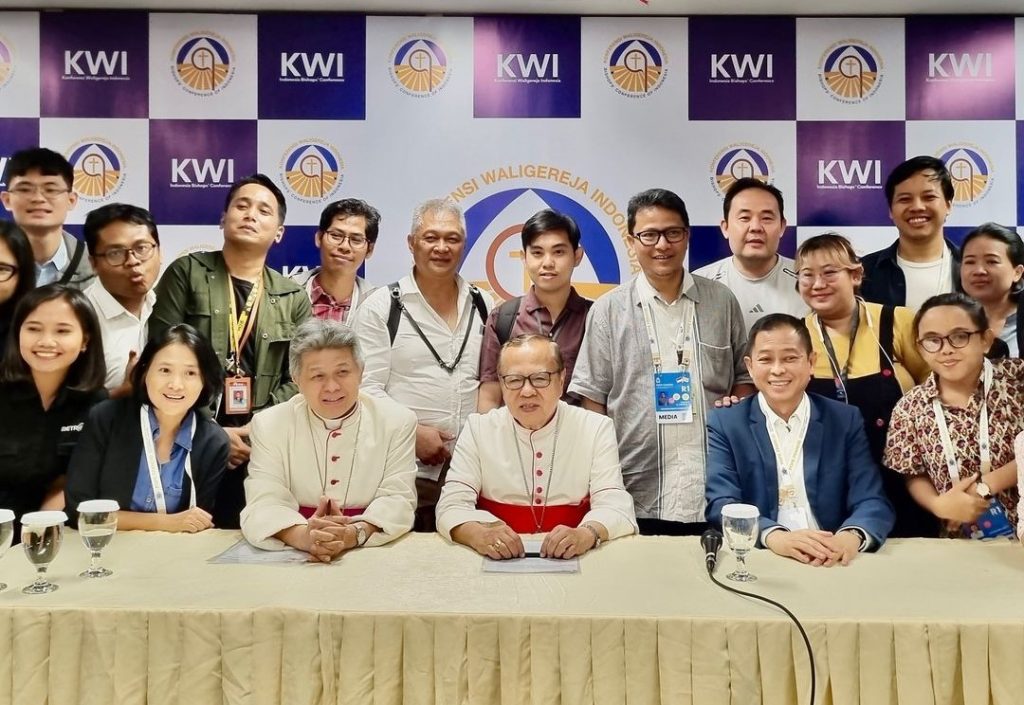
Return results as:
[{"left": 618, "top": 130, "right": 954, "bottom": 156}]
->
[{"left": 0, "top": 531, "right": 1021, "bottom": 705}]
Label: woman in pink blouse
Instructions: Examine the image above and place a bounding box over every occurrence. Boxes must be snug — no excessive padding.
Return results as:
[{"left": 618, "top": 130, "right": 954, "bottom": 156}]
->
[{"left": 884, "top": 292, "right": 1023, "bottom": 539}]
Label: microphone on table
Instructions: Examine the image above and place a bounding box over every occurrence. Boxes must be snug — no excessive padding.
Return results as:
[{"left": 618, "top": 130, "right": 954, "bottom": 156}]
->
[{"left": 701, "top": 528, "right": 723, "bottom": 574}]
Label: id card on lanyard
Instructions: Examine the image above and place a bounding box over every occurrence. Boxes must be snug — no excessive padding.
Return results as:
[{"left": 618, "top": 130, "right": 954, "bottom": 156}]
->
[
  {"left": 140, "top": 406, "right": 197, "bottom": 514},
  {"left": 767, "top": 407, "right": 812, "bottom": 531},
  {"left": 932, "top": 360, "right": 1014, "bottom": 539},
  {"left": 225, "top": 277, "right": 263, "bottom": 415},
  {"left": 642, "top": 298, "right": 695, "bottom": 425}
]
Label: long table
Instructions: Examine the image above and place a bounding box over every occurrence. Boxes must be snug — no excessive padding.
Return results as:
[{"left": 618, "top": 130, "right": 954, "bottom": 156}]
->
[{"left": 0, "top": 530, "right": 1021, "bottom": 705}]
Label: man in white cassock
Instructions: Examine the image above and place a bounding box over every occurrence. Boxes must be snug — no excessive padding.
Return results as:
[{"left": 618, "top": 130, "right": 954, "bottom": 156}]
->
[
  {"left": 436, "top": 334, "right": 637, "bottom": 559},
  {"left": 241, "top": 318, "right": 417, "bottom": 561}
]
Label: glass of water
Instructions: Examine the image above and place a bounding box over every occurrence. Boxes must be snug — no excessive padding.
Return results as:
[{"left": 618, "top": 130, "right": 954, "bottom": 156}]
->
[
  {"left": 0, "top": 509, "right": 14, "bottom": 591},
  {"left": 77, "top": 500, "right": 119, "bottom": 578},
  {"left": 21, "top": 511, "right": 67, "bottom": 594},
  {"left": 721, "top": 503, "right": 760, "bottom": 583}
]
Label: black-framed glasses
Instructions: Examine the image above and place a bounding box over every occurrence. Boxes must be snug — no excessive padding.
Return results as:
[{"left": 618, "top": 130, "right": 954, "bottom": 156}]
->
[
  {"left": 322, "top": 230, "right": 368, "bottom": 248},
  {"left": 7, "top": 184, "right": 71, "bottom": 200},
  {"left": 95, "top": 242, "right": 158, "bottom": 267},
  {"left": 0, "top": 264, "right": 17, "bottom": 282},
  {"left": 499, "top": 370, "right": 561, "bottom": 390},
  {"left": 917, "top": 330, "right": 983, "bottom": 353},
  {"left": 632, "top": 227, "right": 688, "bottom": 247}
]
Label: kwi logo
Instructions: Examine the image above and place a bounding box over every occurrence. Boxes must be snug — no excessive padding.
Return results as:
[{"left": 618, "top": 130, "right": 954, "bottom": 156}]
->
[
  {"left": 817, "top": 160, "right": 881, "bottom": 188},
  {"left": 64, "top": 50, "right": 127, "bottom": 77},
  {"left": 171, "top": 158, "right": 235, "bottom": 187},
  {"left": 710, "top": 54, "right": 773, "bottom": 80},
  {"left": 280, "top": 52, "right": 343, "bottom": 79},
  {"left": 497, "top": 53, "right": 559, "bottom": 80},
  {"left": 927, "top": 53, "right": 992, "bottom": 79}
]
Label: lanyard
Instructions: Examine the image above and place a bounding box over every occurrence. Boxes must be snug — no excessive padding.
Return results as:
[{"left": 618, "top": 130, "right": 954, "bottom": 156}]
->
[
  {"left": 933, "top": 359, "right": 994, "bottom": 482},
  {"left": 817, "top": 303, "right": 860, "bottom": 385},
  {"left": 396, "top": 291, "right": 477, "bottom": 374},
  {"left": 140, "top": 405, "right": 197, "bottom": 514},
  {"left": 764, "top": 401, "right": 810, "bottom": 493},
  {"left": 640, "top": 297, "right": 695, "bottom": 371},
  {"left": 227, "top": 277, "right": 263, "bottom": 373}
]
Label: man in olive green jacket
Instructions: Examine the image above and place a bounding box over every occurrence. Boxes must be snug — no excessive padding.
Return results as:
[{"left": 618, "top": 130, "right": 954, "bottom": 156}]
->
[{"left": 150, "top": 174, "right": 312, "bottom": 528}]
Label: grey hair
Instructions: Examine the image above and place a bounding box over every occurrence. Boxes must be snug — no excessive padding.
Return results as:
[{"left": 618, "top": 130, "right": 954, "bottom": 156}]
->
[
  {"left": 410, "top": 197, "right": 465, "bottom": 235},
  {"left": 288, "top": 318, "right": 364, "bottom": 380}
]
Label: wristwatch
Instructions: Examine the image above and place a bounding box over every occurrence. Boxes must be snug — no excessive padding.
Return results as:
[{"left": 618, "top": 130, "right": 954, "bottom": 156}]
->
[
  {"left": 582, "top": 523, "right": 602, "bottom": 549},
  {"left": 975, "top": 478, "right": 993, "bottom": 500},
  {"left": 354, "top": 523, "right": 368, "bottom": 547}
]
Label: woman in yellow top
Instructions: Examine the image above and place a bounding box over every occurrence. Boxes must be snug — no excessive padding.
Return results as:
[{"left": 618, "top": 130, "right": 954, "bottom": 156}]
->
[{"left": 796, "top": 233, "right": 935, "bottom": 537}]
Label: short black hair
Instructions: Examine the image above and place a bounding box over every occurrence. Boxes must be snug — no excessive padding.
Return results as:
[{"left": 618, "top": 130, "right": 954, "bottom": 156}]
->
[
  {"left": 83, "top": 203, "right": 160, "bottom": 256},
  {"left": 722, "top": 177, "right": 785, "bottom": 221},
  {"left": 0, "top": 284, "right": 106, "bottom": 392},
  {"left": 317, "top": 198, "right": 381, "bottom": 244},
  {"left": 0, "top": 220, "right": 37, "bottom": 322},
  {"left": 627, "top": 188, "right": 690, "bottom": 235},
  {"left": 3, "top": 147, "right": 74, "bottom": 190},
  {"left": 912, "top": 292, "right": 989, "bottom": 340},
  {"left": 521, "top": 208, "right": 581, "bottom": 250},
  {"left": 884, "top": 156, "right": 954, "bottom": 207},
  {"left": 131, "top": 324, "right": 224, "bottom": 413},
  {"left": 744, "top": 313, "right": 813, "bottom": 358},
  {"left": 223, "top": 174, "right": 287, "bottom": 225},
  {"left": 962, "top": 222, "right": 1024, "bottom": 301}
]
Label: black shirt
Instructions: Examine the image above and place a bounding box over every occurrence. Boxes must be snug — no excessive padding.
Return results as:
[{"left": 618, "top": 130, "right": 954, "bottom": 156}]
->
[
  {"left": 217, "top": 277, "right": 259, "bottom": 428},
  {"left": 0, "top": 380, "right": 106, "bottom": 529}
]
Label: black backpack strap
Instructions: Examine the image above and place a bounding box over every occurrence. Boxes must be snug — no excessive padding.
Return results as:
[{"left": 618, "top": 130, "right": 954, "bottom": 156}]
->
[
  {"left": 494, "top": 296, "right": 522, "bottom": 346},
  {"left": 878, "top": 304, "right": 896, "bottom": 370},
  {"left": 469, "top": 285, "right": 489, "bottom": 325},
  {"left": 58, "top": 237, "right": 86, "bottom": 285},
  {"left": 387, "top": 282, "right": 402, "bottom": 346}
]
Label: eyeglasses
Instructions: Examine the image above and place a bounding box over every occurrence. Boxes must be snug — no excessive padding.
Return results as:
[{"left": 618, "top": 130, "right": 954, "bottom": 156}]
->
[
  {"left": 917, "top": 330, "right": 983, "bottom": 353},
  {"left": 796, "top": 267, "right": 852, "bottom": 285},
  {"left": 7, "top": 184, "right": 71, "bottom": 200},
  {"left": 0, "top": 264, "right": 17, "bottom": 282},
  {"left": 633, "top": 227, "right": 688, "bottom": 247},
  {"left": 322, "top": 230, "right": 368, "bottom": 248},
  {"left": 95, "top": 242, "right": 158, "bottom": 267},
  {"left": 499, "top": 370, "right": 561, "bottom": 390}
]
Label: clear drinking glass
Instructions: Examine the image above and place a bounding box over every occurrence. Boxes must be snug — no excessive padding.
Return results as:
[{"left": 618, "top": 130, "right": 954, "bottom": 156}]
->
[
  {"left": 77, "top": 500, "right": 119, "bottom": 578},
  {"left": 20, "top": 511, "right": 67, "bottom": 594},
  {"left": 0, "top": 509, "right": 14, "bottom": 591},
  {"left": 721, "top": 503, "right": 760, "bottom": 583}
]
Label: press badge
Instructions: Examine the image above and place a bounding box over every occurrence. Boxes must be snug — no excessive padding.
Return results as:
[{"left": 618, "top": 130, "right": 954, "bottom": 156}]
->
[
  {"left": 963, "top": 499, "right": 1014, "bottom": 540},
  {"left": 778, "top": 505, "right": 810, "bottom": 532},
  {"left": 225, "top": 376, "right": 252, "bottom": 415},
  {"left": 654, "top": 371, "right": 692, "bottom": 424}
]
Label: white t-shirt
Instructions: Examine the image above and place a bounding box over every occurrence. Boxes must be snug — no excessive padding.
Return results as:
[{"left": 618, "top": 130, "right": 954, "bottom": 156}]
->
[
  {"left": 693, "top": 255, "right": 807, "bottom": 331},
  {"left": 896, "top": 245, "right": 952, "bottom": 311}
]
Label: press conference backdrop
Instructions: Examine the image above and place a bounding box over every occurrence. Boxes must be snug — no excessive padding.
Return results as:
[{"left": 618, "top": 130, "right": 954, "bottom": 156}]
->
[{"left": 1, "top": 12, "right": 1023, "bottom": 300}]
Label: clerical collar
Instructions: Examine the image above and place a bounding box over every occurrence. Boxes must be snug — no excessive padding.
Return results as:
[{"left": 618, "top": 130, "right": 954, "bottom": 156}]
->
[
  {"left": 309, "top": 400, "right": 360, "bottom": 430},
  {"left": 512, "top": 403, "right": 561, "bottom": 440}
]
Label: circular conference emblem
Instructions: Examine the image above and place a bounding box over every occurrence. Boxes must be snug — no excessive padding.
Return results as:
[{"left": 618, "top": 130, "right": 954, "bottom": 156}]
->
[
  {"left": 938, "top": 144, "right": 992, "bottom": 206},
  {"left": 0, "top": 35, "right": 13, "bottom": 89},
  {"left": 604, "top": 34, "right": 667, "bottom": 97},
  {"left": 709, "top": 143, "right": 773, "bottom": 197},
  {"left": 280, "top": 140, "right": 344, "bottom": 204},
  {"left": 66, "top": 138, "right": 126, "bottom": 202},
  {"left": 462, "top": 187, "right": 622, "bottom": 301},
  {"left": 390, "top": 35, "right": 450, "bottom": 96},
  {"left": 172, "top": 32, "right": 235, "bottom": 96},
  {"left": 819, "top": 40, "right": 883, "bottom": 104}
]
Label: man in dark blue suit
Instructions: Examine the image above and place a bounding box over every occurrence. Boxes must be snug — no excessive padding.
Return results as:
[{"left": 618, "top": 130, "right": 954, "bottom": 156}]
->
[{"left": 706, "top": 313, "right": 895, "bottom": 566}]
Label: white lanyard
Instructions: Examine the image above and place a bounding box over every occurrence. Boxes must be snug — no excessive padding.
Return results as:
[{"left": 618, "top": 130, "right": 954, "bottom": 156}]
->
[
  {"left": 140, "top": 405, "right": 197, "bottom": 514},
  {"left": 932, "top": 359, "right": 993, "bottom": 483},
  {"left": 640, "top": 295, "right": 695, "bottom": 371},
  {"left": 765, "top": 402, "right": 810, "bottom": 501}
]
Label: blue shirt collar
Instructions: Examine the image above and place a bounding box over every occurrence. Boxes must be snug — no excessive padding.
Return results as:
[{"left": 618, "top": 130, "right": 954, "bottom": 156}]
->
[{"left": 147, "top": 406, "right": 195, "bottom": 452}]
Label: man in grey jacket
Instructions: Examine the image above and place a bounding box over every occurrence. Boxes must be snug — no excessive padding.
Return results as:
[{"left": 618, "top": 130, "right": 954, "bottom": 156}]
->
[
  {"left": 1, "top": 147, "right": 94, "bottom": 288},
  {"left": 568, "top": 188, "right": 753, "bottom": 536}
]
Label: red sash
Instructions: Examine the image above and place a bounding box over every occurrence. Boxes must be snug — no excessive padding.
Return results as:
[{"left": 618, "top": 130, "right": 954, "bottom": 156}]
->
[
  {"left": 298, "top": 505, "right": 366, "bottom": 520},
  {"left": 476, "top": 495, "right": 590, "bottom": 533}
]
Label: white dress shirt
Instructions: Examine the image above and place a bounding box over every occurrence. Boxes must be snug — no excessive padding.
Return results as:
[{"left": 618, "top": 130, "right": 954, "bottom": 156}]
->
[
  {"left": 241, "top": 392, "right": 417, "bottom": 550},
  {"left": 757, "top": 393, "right": 818, "bottom": 535},
  {"left": 354, "top": 273, "right": 494, "bottom": 481},
  {"left": 84, "top": 281, "right": 155, "bottom": 390},
  {"left": 435, "top": 402, "right": 638, "bottom": 540}
]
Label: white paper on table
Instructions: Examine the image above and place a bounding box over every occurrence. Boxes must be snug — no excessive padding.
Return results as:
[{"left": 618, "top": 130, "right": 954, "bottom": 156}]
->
[
  {"left": 209, "top": 539, "right": 311, "bottom": 565},
  {"left": 482, "top": 539, "right": 580, "bottom": 574}
]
